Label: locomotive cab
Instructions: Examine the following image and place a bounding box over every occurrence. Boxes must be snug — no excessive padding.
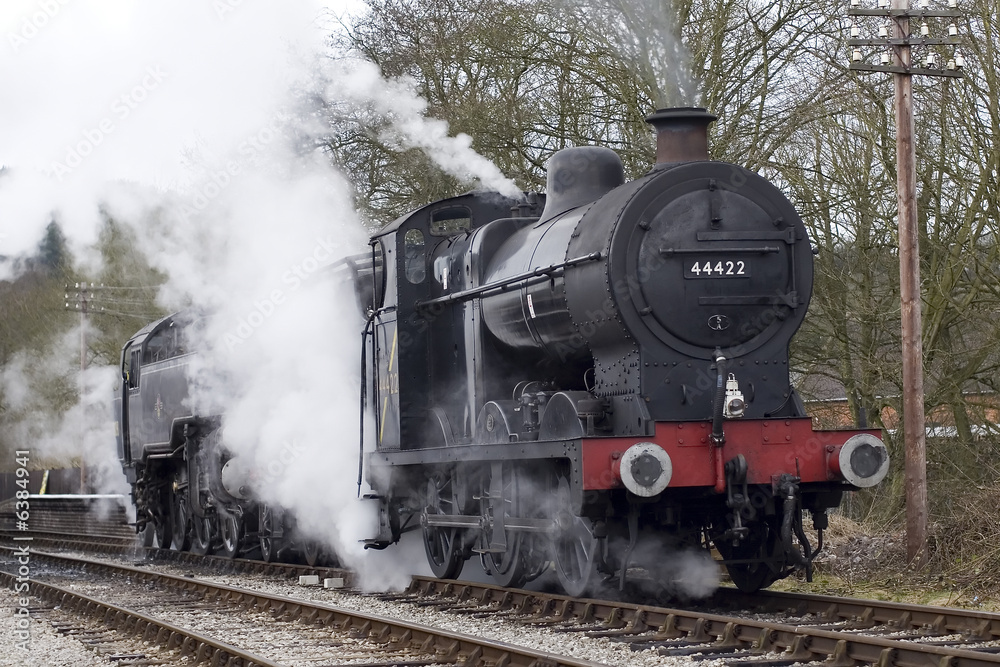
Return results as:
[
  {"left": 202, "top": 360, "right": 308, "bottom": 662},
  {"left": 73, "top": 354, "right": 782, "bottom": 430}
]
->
[{"left": 365, "top": 191, "right": 542, "bottom": 452}]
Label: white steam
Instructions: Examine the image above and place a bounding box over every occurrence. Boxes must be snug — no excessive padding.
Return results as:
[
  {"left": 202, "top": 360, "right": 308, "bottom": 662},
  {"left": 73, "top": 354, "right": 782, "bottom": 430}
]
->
[
  {"left": 1, "top": 0, "right": 515, "bottom": 589},
  {"left": 0, "top": 327, "right": 127, "bottom": 496},
  {"left": 561, "top": 0, "right": 698, "bottom": 106}
]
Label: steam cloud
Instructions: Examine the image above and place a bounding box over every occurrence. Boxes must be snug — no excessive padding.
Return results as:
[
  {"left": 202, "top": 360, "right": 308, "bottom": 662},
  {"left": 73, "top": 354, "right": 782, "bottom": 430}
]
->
[
  {"left": 559, "top": 0, "right": 698, "bottom": 106},
  {"left": 0, "top": 0, "right": 517, "bottom": 589}
]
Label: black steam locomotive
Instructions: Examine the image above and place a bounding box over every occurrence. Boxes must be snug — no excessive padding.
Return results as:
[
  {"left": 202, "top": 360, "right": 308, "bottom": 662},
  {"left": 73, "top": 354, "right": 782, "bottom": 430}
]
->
[{"left": 114, "top": 107, "right": 889, "bottom": 593}]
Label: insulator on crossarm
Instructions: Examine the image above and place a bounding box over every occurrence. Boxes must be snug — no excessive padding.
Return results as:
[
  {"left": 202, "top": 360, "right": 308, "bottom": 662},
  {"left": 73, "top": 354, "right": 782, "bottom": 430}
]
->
[
  {"left": 851, "top": 22, "right": 860, "bottom": 37},
  {"left": 924, "top": 52, "right": 937, "bottom": 67},
  {"left": 948, "top": 23, "right": 958, "bottom": 36},
  {"left": 879, "top": 23, "right": 889, "bottom": 37},
  {"left": 851, "top": 0, "right": 861, "bottom": 7},
  {"left": 881, "top": 51, "right": 892, "bottom": 65},
  {"left": 852, "top": 48, "right": 863, "bottom": 62},
  {"left": 919, "top": 0, "right": 930, "bottom": 8},
  {"left": 948, "top": 0, "right": 957, "bottom": 7},
  {"left": 920, "top": 22, "right": 930, "bottom": 36},
  {"left": 955, "top": 51, "right": 966, "bottom": 68}
]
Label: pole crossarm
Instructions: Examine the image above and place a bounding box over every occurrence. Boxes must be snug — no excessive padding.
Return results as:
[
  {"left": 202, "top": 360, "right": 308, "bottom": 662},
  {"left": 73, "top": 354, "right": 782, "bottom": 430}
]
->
[
  {"left": 849, "top": 37, "right": 962, "bottom": 45},
  {"left": 848, "top": 8, "right": 963, "bottom": 17},
  {"left": 850, "top": 63, "right": 964, "bottom": 77}
]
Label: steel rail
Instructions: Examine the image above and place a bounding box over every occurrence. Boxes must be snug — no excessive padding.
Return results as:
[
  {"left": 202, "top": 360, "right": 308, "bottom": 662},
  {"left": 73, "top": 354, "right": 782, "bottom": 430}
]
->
[
  {"left": 14, "top": 550, "right": 610, "bottom": 667},
  {"left": 0, "top": 569, "right": 282, "bottom": 667},
  {"left": 0, "top": 534, "right": 352, "bottom": 583},
  {"left": 405, "top": 576, "right": 1000, "bottom": 667}
]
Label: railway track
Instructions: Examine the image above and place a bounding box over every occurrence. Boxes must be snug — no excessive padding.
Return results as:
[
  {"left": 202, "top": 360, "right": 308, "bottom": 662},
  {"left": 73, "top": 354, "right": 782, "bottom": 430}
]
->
[
  {"left": 7, "top": 498, "right": 1000, "bottom": 666},
  {"left": 1, "top": 548, "right": 610, "bottom": 667},
  {"left": 388, "top": 576, "right": 1000, "bottom": 667}
]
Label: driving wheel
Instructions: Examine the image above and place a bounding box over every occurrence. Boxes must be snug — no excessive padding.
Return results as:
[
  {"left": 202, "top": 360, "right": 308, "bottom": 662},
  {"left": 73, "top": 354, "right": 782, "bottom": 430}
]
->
[
  {"left": 422, "top": 473, "right": 469, "bottom": 579},
  {"left": 550, "top": 475, "right": 599, "bottom": 597}
]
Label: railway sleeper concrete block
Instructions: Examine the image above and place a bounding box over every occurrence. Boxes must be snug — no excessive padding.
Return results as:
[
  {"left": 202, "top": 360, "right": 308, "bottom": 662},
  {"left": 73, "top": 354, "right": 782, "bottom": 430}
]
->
[
  {"left": 876, "top": 648, "right": 897, "bottom": 667},
  {"left": 970, "top": 619, "right": 990, "bottom": 640},
  {"left": 784, "top": 635, "right": 813, "bottom": 661},
  {"left": 892, "top": 611, "right": 913, "bottom": 629},
  {"left": 687, "top": 618, "right": 712, "bottom": 643},
  {"left": 349, "top": 620, "right": 372, "bottom": 638},
  {"left": 751, "top": 629, "right": 777, "bottom": 654},
  {"left": 298, "top": 574, "right": 320, "bottom": 586},
  {"left": 716, "top": 622, "right": 741, "bottom": 648},
  {"left": 195, "top": 642, "right": 211, "bottom": 661},
  {"left": 655, "top": 613, "right": 683, "bottom": 639},
  {"left": 436, "top": 639, "right": 460, "bottom": 658},
  {"left": 323, "top": 577, "right": 345, "bottom": 589},
  {"left": 827, "top": 639, "right": 854, "bottom": 667},
  {"left": 625, "top": 610, "right": 649, "bottom": 632},
  {"left": 463, "top": 646, "right": 484, "bottom": 665}
]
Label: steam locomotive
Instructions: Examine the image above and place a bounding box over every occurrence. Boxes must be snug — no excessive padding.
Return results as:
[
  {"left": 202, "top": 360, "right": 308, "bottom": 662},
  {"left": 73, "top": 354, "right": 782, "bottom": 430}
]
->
[{"left": 114, "top": 107, "right": 889, "bottom": 593}]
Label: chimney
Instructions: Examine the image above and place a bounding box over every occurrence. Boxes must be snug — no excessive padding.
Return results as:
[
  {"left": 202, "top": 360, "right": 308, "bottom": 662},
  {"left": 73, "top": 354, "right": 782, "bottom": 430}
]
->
[{"left": 645, "top": 107, "right": 717, "bottom": 164}]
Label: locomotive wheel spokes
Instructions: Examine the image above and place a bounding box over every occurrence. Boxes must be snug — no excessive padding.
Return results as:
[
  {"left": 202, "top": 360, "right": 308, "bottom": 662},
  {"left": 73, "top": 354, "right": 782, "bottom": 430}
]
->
[
  {"left": 480, "top": 463, "right": 530, "bottom": 588},
  {"left": 550, "top": 476, "right": 598, "bottom": 597},
  {"left": 216, "top": 511, "right": 242, "bottom": 559},
  {"left": 422, "top": 475, "right": 467, "bottom": 579},
  {"left": 190, "top": 514, "right": 212, "bottom": 555},
  {"left": 259, "top": 504, "right": 277, "bottom": 563},
  {"left": 718, "top": 517, "right": 786, "bottom": 592},
  {"left": 169, "top": 490, "right": 190, "bottom": 551}
]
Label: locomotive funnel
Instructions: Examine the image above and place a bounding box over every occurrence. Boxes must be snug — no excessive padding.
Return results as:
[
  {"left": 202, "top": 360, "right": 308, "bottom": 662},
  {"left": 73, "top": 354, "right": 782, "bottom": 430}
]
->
[{"left": 646, "top": 107, "right": 717, "bottom": 164}]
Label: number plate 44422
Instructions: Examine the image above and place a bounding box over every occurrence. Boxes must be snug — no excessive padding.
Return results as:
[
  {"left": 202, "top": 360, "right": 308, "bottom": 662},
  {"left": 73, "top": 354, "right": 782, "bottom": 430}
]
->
[{"left": 685, "top": 259, "right": 750, "bottom": 278}]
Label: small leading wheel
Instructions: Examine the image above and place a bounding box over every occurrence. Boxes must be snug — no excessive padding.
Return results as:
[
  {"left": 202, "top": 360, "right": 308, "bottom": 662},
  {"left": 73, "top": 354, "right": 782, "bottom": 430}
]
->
[
  {"left": 717, "top": 517, "right": 786, "bottom": 592},
  {"left": 550, "top": 476, "right": 598, "bottom": 598},
  {"left": 170, "top": 490, "right": 191, "bottom": 551},
  {"left": 150, "top": 508, "right": 172, "bottom": 549},
  {"left": 216, "top": 511, "right": 243, "bottom": 559},
  {"left": 422, "top": 475, "right": 468, "bottom": 579},
  {"left": 301, "top": 539, "right": 322, "bottom": 567},
  {"left": 259, "top": 504, "right": 279, "bottom": 563},
  {"left": 480, "top": 463, "right": 533, "bottom": 588},
  {"left": 190, "top": 514, "right": 212, "bottom": 555}
]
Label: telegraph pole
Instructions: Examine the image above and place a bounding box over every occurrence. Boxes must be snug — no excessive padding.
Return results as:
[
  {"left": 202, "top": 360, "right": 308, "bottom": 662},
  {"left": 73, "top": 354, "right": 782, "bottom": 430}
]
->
[
  {"left": 848, "top": 0, "right": 963, "bottom": 567},
  {"left": 66, "top": 283, "right": 105, "bottom": 494}
]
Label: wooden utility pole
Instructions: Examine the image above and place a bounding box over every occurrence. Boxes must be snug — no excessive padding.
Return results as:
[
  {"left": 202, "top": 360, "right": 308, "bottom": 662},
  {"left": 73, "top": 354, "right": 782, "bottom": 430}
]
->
[
  {"left": 891, "top": 0, "right": 929, "bottom": 568},
  {"left": 848, "top": 0, "right": 963, "bottom": 567},
  {"left": 67, "top": 283, "right": 93, "bottom": 493}
]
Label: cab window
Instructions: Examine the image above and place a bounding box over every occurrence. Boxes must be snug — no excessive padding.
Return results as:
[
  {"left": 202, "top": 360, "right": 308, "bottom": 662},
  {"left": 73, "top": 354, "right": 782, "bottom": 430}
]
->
[
  {"left": 404, "top": 229, "right": 426, "bottom": 284},
  {"left": 430, "top": 206, "right": 472, "bottom": 236},
  {"left": 127, "top": 348, "right": 141, "bottom": 389}
]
